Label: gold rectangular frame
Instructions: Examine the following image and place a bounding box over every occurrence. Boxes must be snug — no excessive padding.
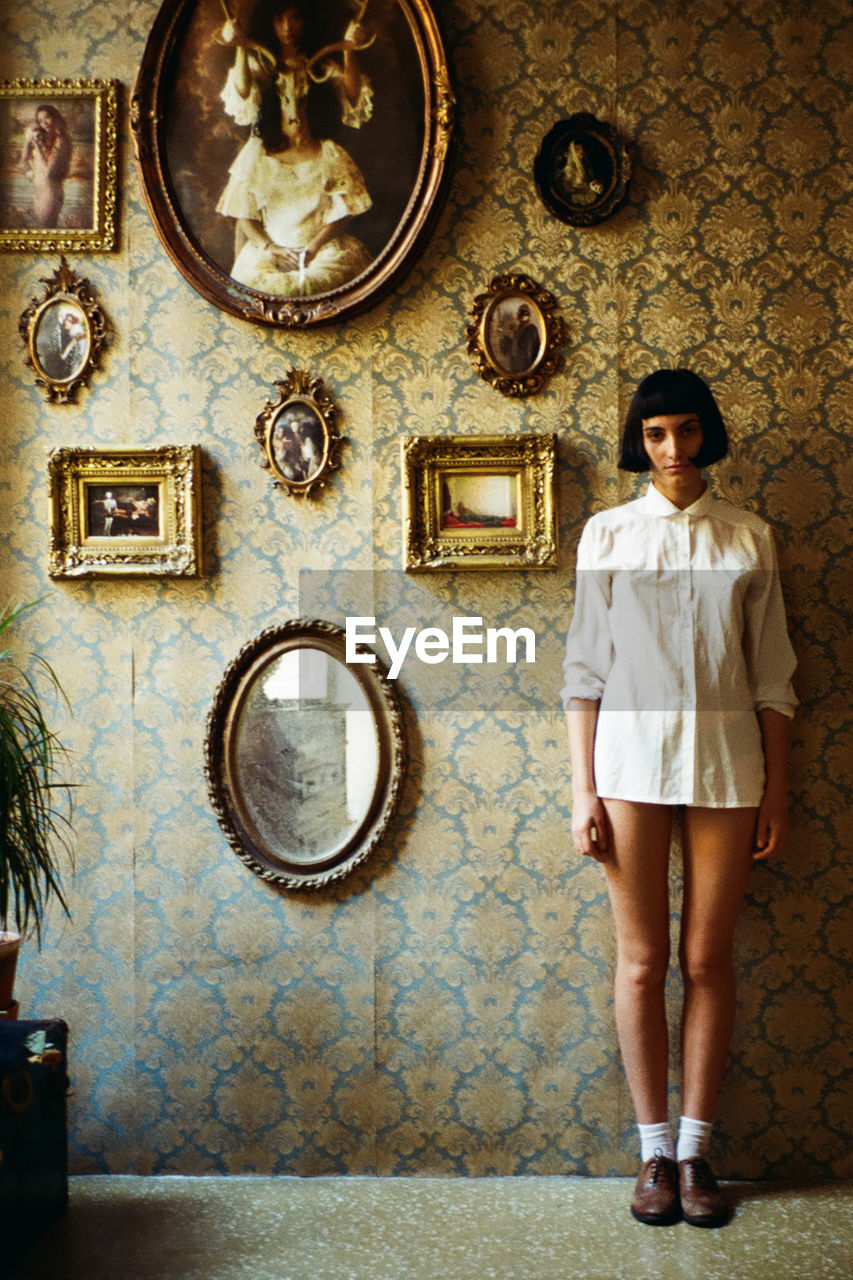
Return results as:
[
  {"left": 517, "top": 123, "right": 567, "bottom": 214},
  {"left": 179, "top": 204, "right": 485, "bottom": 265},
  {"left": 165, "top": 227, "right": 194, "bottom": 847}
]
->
[
  {"left": 401, "top": 433, "right": 557, "bottom": 571},
  {"left": 0, "top": 78, "right": 118, "bottom": 252},
  {"left": 48, "top": 446, "right": 203, "bottom": 578}
]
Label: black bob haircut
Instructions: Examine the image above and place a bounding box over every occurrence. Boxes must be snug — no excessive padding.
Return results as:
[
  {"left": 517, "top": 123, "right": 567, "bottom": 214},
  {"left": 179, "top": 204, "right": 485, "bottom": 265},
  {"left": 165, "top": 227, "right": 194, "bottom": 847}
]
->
[{"left": 618, "top": 368, "right": 729, "bottom": 472}]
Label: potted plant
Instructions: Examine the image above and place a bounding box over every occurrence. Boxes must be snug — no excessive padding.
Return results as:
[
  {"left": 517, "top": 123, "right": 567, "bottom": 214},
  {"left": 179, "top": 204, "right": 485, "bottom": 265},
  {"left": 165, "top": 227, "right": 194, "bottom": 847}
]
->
[{"left": 0, "top": 603, "right": 73, "bottom": 1015}]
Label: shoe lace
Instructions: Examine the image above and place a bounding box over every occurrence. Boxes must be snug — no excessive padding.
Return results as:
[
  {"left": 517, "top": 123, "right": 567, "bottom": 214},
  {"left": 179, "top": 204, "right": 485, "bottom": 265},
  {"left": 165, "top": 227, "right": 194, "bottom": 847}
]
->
[
  {"left": 683, "top": 1157, "right": 715, "bottom": 1190},
  {"left": 649, "top": 1152, "right": 676, "bottom": 1186}
]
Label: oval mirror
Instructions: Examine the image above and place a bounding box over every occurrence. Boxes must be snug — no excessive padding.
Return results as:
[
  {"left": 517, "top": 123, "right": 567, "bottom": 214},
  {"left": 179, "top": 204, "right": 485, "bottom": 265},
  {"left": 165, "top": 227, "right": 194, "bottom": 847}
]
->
[{"left": 205, "top": 619, "right": 406, "bottom": 891}]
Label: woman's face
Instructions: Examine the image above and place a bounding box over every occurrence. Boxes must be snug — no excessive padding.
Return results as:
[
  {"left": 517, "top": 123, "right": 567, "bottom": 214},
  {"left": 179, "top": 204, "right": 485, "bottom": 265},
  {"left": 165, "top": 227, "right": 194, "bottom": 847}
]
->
[
  {"left": 641, "top": 412, "right": 704, "bottom": 493},
  {"left": 273, "top": 7, "right": 303, "bottom": 47},
  {"left": 36, "top": 108, "right": 53, "bottom": 132}
]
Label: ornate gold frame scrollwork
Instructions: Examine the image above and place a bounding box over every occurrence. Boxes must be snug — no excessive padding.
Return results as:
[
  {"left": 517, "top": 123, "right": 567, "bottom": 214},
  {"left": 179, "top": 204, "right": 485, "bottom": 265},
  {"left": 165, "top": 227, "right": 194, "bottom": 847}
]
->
[
  {"left": 254, "top": 369, "right": 343, "bottom": 498},
  {"left": 19, "top": 256, "right": 108, "bottom": 405},
  {"left": 533, "top": 112, "right": 631, "bottom": 227},
  {"left": 131, "top": 0, "right": 455, "bottom": 328},
  {"left": 401, "top": 433, "right": 557, "bottom": 572},
  {"left": 0, "top": 78, "right": 118, "bottom": 253},
  {"left": 466, "top": 273, "right": 565, "bottom": 397},
  {"left": 47, "top": 445, "right": 203, "bottom": 579},
  {"left": 204, "top": 619, "right": 407, "bottom": 892}
]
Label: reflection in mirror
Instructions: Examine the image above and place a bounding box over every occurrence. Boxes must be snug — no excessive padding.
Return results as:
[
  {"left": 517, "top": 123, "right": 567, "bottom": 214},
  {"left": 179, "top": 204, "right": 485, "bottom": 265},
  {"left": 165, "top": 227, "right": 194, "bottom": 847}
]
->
[
  {"left": 206, "top": 620, "right": 405, "bottom": 891},
  {"left": 233, "top": 648, "right": 379, "bottom": 866}
]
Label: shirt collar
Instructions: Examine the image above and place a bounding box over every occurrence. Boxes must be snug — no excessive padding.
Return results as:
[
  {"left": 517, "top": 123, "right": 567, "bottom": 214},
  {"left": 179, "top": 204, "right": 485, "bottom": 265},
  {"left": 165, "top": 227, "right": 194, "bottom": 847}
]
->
[{"left": 641, "top": 480, "right": 714, "bottom": 518}]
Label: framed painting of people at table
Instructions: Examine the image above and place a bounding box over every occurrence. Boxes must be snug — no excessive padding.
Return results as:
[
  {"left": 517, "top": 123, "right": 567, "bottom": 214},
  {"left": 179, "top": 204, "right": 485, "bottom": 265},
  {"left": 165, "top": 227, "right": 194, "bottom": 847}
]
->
[
  {"left": 466, "top": 273, "right": 565, "bottom": 398},
  {"left": 0, "top": 78, "right": 118, "bottom": 252},
  {"left": 401, "top": 433, "right": 557, "bottom": 572},
  {"left": 132, "top": 0, "right": 455, "bottom": 328},
  {"left": 48, "top": 445, "right": 203, "bottom": 579}
]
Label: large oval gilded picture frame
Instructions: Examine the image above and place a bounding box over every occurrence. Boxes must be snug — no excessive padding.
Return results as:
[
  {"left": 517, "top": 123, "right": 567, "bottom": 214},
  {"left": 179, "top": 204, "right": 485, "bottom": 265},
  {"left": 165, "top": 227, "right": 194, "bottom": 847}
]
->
[
  {"left": 205, "top": 619, "right": 407, "bottom": 890},
  {"left": 132, "top": 0, "right": 454, "bottom": 328}
]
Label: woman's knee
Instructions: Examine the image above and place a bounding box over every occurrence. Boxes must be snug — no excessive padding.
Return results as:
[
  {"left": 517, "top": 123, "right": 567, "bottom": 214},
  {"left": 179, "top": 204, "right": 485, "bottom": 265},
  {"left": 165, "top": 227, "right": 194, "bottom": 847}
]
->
[
  {"left": 679, "top": 945, "right": 734, "bottom": 990},
  {"left": 617, "top": 947, "right": 670, "bottom": 992}
]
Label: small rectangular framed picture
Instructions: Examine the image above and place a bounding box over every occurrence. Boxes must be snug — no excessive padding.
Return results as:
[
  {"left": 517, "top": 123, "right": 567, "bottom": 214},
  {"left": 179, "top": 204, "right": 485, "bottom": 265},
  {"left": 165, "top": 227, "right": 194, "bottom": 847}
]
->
[
  {"left": 401, "top": 433, "right": 557, "bottom": 571},
  {"left": 0, "top": 78, "right": 118, "bottom": 252},
  {"left": 48, "top": 446, "right": 203, "bottom": 578}
]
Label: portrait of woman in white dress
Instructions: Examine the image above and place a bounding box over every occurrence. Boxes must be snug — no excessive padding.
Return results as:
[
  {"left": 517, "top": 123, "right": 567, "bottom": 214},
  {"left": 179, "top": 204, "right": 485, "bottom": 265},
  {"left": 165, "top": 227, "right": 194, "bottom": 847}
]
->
[
  {"left": 214, "top": 1, "right": 375, "bottom": 297},
  {"left": 142, "top": 0, "right": 438, "bottom": 322}
]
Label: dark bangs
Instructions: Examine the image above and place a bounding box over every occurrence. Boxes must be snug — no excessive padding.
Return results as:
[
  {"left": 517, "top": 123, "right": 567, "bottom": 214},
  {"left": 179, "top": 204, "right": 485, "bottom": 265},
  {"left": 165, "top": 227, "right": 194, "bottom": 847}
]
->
[{"left": 618, "top": 368, "right": 729, "bottom": 472}]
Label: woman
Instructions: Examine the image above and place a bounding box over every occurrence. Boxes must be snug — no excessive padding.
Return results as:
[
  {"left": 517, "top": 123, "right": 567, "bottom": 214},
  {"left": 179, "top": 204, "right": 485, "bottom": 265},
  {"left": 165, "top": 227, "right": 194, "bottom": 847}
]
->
[
  {"left": 21, "top": 104, "right": 72, "bottom": 227},
  {"left": 58, "top": 309, "right": 88, "bottom": 379},
  {"left": 562, "top": 369, "right": 797, "bottom": 1227},
  {"left": 215, "top": 1, "right": 374, "bottom": 296}
]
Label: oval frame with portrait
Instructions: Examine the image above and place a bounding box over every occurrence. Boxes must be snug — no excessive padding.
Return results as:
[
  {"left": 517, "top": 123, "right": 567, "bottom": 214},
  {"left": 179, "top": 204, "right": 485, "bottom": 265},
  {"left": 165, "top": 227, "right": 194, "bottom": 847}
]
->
[
  {"left": 534, "top": 113, "right": 631, "bottom": 228},
  {"left": 19, "top": 255, "right": 107, "bottom": 404},
  {"left": 466, "top": 273, "right": 565, "bottom": 398},
  {"left": 131, "top": 0, "right": 455, "bottom": 329},
  {"left": 254, "top": 368, "right": 343, "bottom": 497}
]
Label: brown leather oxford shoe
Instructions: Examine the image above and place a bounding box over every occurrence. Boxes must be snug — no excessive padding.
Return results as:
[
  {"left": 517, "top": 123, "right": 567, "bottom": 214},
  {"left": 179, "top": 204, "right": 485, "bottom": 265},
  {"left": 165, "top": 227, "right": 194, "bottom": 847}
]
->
[
  {"left": 678, "top": 1157, "right": 729, "bottom": 1227},
  {"left": 630, "top": 1154, "right": 680, "bottom": 1225}
]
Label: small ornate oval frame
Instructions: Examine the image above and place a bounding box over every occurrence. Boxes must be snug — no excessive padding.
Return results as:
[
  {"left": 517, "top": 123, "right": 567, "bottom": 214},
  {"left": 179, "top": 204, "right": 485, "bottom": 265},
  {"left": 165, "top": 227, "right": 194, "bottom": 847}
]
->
[
  {"left": 254, "top": 369, "right": 344, "bottom": 498},
  {"left": 466, "top": 273, "right": 565, "bottom": 398},
  {"left": 533, "top": 113, "right": 631, "bottom": 227},
  {"left": 19, "top": 256, "right": 107, "bottom": 404}
]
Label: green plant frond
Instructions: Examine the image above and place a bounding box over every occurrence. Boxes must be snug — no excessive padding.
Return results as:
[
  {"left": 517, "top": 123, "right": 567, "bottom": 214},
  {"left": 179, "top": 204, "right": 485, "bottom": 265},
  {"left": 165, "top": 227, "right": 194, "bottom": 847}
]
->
[{"left": 0, "top": 599, "right": 74, "bottom": 944}]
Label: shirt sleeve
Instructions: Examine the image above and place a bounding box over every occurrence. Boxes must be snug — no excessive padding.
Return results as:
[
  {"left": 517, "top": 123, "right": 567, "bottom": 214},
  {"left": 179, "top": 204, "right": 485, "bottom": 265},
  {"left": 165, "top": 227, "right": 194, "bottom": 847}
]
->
[
  {"left": 744, "top": 529, "right": 798, "bottom": 718},
  {"left": 337, "top": 75, "right": 374, "bottom": 128},
  {"left": 221, "top": 59, "right": 263, "bottom": 127},
  {"left": 322, "top": 144, "right": 372, "bottom": 224},
  {"left": 559, "top": 521, "right": 613, "bottom": 711}
]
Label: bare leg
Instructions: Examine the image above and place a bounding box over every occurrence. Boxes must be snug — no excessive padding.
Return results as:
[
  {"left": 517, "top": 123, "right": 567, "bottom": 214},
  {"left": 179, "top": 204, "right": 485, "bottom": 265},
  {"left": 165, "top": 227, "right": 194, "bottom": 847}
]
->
[
  {"left": 679, "top": 806, "right": 757, "bottom": 1121},
  {"left": 600, "top": 799, "right": 673, "bottom": 1124}
]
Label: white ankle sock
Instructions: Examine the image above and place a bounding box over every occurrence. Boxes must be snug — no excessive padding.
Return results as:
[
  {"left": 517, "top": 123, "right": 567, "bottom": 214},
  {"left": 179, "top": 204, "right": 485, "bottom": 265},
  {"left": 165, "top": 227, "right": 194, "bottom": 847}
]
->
[
  {"left": 677, "top": 1116, "right": 712, "bottom": 1162},
  {"left": 638, "top": 1121, "right": 675, "bottom": 1162}
]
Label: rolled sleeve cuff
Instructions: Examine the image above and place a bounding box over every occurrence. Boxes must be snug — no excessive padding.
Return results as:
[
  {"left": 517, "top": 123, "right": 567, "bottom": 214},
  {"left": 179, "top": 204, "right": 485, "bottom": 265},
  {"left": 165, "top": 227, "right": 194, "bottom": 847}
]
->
[
  {"left": 559, "top": 677, "right": 604, "bottom": 712},
  {"left": 755, "top": 696, "right": 798, "bottom": 718}
]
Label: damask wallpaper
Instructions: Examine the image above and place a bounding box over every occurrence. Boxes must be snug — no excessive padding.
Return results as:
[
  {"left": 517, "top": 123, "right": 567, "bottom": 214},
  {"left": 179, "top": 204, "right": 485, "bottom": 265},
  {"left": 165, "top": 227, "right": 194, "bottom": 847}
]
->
[{"left": 0, "top": 0, "right": 850, "bottom": 1179}]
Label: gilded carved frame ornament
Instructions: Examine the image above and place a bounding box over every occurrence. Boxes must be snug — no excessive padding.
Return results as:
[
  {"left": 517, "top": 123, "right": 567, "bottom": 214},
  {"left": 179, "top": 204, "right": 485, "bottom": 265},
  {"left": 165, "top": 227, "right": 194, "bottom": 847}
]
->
[
  {"left": 401, "top": 433, "right": 557, "bottom": 572},
  {"left": 19, "top": 256, "right": 108, "bottom": 405},
  {"left": 131, "top": 0, "right": 455, "bottom": 328},
  {"left": 254, "top": 369, "right": 343, "bottom": 498},
  {"left": 48, "top": 445, "right": 203, "bottom": 579},
  {"left": 0, "top": 78, "right": 118, "bottom": 253},
  {"left": 466, "top": 273, "right": 565, "bottom": 397}
]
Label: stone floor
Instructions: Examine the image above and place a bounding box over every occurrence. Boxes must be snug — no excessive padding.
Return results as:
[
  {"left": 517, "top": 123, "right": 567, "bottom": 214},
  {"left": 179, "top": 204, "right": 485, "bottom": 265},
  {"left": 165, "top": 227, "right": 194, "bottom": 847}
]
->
[{"left": 7, "top": 1175, "right": 852, "bottom": 1280}]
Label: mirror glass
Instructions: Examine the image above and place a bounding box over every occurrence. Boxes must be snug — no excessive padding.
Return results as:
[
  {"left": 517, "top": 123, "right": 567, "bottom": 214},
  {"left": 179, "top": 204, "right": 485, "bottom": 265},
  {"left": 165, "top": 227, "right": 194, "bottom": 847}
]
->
[
  {"left": 232, "top": 647, "right": 379, "bottom": 866},
  {"left": 206, "top": 621, "right": 405, "bottom": 891}
]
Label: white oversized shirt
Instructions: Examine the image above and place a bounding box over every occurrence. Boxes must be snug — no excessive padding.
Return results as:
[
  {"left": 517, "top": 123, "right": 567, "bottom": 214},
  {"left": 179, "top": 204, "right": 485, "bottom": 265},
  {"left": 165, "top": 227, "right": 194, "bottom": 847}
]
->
[{"left": 560, "top": 483, "right": 797, "bottom": 807}]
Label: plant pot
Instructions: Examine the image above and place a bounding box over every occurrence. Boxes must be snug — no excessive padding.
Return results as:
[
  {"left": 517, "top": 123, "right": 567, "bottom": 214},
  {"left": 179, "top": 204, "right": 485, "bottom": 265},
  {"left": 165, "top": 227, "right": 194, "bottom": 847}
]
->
[{"left": 0, "top": 931, "right": 22, "bottom": 1012}]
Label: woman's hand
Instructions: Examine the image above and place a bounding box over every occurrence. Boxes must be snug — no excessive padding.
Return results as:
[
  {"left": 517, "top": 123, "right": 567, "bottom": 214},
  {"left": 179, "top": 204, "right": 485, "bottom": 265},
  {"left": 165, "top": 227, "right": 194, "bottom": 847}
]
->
[
  {"left": 344, "top": 21, "right": 371, "bottom": 48},
  {"left": 752, "top": 784, "right": 789, "bottom": 860},
  {"left": 572, "top": 789, "right": 609, "bottom": 862},
  {"left": 269, "top": 244, "right": 303, "bottom": 272}
]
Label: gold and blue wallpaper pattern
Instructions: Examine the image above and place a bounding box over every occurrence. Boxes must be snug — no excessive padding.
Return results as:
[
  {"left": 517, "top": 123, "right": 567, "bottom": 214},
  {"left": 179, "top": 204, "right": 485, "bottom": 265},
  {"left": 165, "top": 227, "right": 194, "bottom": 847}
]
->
[{"left": 0, "top": 0, "right": 850, "bottom": 1178}]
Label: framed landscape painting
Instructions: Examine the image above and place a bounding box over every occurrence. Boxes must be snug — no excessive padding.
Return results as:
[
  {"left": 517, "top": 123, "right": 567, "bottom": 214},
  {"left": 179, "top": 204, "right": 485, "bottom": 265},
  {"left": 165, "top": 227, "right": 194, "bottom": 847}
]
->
[{"left": 401, "top": 434, "right": 557, "bottom": 572}]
